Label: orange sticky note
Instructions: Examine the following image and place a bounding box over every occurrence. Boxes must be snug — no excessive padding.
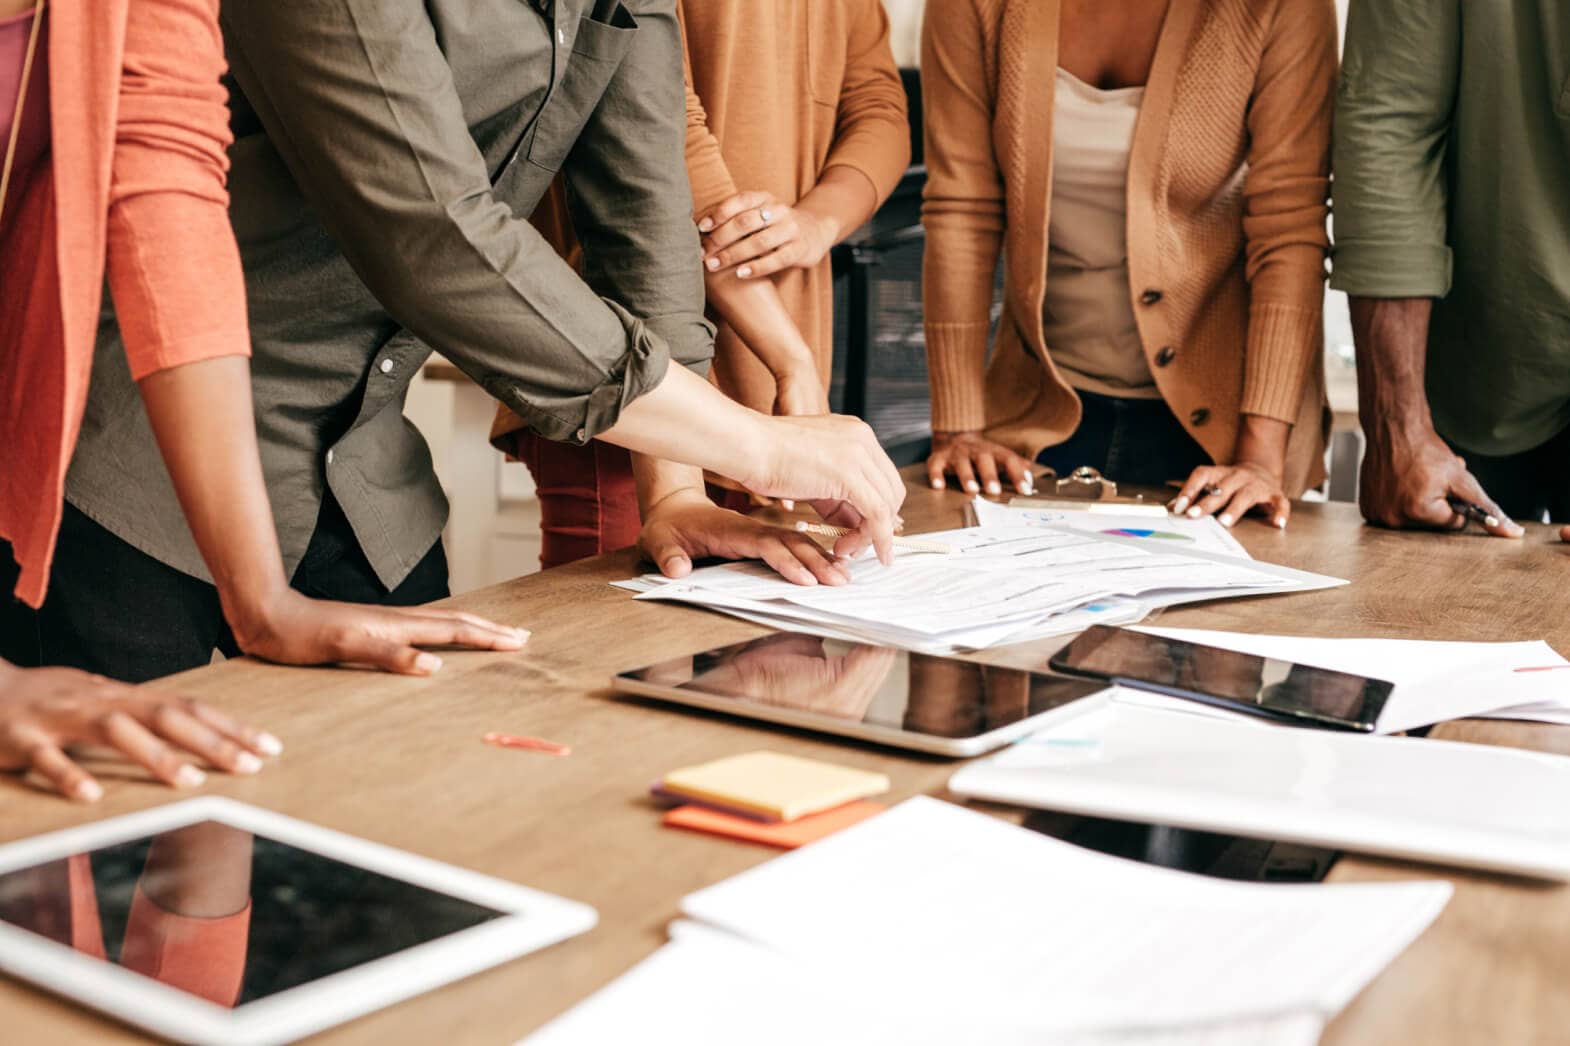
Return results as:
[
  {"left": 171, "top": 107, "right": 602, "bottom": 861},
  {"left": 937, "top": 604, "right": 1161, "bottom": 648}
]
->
[{"left": 663, "top": 800, "right": 886, "bottom": 850}]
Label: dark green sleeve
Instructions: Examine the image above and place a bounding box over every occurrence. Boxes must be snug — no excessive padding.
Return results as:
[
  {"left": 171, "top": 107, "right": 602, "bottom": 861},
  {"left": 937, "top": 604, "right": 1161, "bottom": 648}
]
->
[
  {"left": 560, "top": 0, "right": 716, "bottom": 378},
  {"left": 1329, "top": 0, "right": 1460, "bottom": 298},
  {"left": 220, "top": 0, "right": 671, "bottom": 444}
]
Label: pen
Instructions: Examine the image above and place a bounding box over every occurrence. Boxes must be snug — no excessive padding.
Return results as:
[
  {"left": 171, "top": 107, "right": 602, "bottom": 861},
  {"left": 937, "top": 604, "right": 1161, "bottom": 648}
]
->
[
  {"left": 1446, "top": 497, "right": 1501, "bottom": 529},
  {"left": 483, "top": 732, "right": 572, "bottom": 756},
  {"left": 793, "top": 522, "right": 953, "bottom": 555}
]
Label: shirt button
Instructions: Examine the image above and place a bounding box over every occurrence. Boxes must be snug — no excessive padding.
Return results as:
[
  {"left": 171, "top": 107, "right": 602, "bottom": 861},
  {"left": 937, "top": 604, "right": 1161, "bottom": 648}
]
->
[
  {"left": 1155, "top": 346, "right": 1176, "bottom": 367},
  {"left": 558, "top": 27, "right": 566, "bottom": 44},
  {"left": 1189, "top": 408, "right": 1211, "bottom": 426},
  {"left": 326, "top": 449, "right": 335, "bottom": 465},
  {"left": 379, "top": 358, "right": 394, "bottom": 375},
  {"left": 1140, "top": 289, "right": 1164, "bottom": 306}
]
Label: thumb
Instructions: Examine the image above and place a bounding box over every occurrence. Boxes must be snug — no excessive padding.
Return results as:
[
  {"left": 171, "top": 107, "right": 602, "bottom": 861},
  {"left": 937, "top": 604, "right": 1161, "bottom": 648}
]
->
[{"left": 644, "top": 527, "right": 693, "bottom": 578}]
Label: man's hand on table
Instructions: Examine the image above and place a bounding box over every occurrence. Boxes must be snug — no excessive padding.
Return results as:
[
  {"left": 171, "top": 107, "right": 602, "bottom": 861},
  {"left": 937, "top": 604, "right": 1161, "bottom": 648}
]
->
[
  {"left": 1359, "top": 424, "right": 1523, "bottom": 538},
  {"left": 639, "top": 490, "right": 851, "bottom": 587}
]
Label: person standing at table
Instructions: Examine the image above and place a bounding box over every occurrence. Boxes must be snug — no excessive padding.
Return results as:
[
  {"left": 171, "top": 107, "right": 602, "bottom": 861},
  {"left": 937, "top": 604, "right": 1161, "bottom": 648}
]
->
[
  {"left": 920, "top": 0, "right": 1334, "bottom": 529},
  {"left": 490, "top": 0, "right": 910, "bottom": 570},
  {"left": 6, "top": 0, "right": 906, "bottom": 684},
  {"left": 1334, "top": 0, "right": 1569, "bottom": 540}
]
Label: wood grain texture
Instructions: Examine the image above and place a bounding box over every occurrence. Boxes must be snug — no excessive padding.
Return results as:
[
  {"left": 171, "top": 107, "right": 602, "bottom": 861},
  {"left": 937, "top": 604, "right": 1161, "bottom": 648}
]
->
[{"left": 4, "top": 472, "right": 1570, "bottom": 1043}]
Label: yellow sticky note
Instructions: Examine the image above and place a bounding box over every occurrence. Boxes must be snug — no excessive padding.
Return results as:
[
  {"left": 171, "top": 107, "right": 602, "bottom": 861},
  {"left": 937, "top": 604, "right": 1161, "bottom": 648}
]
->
[{"left": 661, "top": 751, "right": 891, "bottom": 822}]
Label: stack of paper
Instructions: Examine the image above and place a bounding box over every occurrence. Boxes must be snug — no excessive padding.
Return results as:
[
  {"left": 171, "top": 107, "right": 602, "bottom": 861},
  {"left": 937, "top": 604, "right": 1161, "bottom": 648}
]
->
[
  {"left": 1137, "top": 627, "right": 1570, "bottom": 731},
  {"left": 974, "top": 497, "right": 1251, "bottom": 557},
  {"left": 524, "top": 798, "right": 1450, "bottom": 1045},
  {"left": 618, "top": 520, "right": 1344, "bottom": 655}
]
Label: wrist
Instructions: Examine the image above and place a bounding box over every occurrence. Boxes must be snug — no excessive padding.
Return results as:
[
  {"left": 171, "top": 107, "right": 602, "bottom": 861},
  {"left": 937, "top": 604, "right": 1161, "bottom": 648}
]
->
[
  {"left": 217, "top": 576, "right": 294, "bottom": 647},
  {"left": 1231, "top": 416, "right": 1289, "bottom": 481},
  {"left": 794, "top": 200, "right": 842, "bottom": 259}
]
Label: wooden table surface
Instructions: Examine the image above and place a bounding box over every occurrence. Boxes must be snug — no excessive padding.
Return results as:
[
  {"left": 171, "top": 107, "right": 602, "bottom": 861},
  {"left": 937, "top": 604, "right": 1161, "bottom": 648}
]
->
[{"left": 5, "top": 477, "right": 1570, "bottom": 1044}]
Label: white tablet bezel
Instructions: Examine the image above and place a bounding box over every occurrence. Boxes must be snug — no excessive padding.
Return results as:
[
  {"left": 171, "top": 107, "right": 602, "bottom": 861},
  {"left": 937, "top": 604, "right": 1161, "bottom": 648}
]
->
[
  {"left": 612, "top": 664, "right": 1110, "bottom": 758},
  {"left": 0, "top": 797, "right": 596, "bottom": 1046}
]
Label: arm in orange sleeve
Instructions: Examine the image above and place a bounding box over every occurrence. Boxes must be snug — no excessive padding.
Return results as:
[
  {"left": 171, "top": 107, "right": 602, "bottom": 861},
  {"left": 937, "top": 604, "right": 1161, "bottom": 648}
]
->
[
  {"left": 819, "top": 0, "right": 911, "bottom": 207},
  {"left": 677, "top": 0, "right": 739, "bottom": 218}
]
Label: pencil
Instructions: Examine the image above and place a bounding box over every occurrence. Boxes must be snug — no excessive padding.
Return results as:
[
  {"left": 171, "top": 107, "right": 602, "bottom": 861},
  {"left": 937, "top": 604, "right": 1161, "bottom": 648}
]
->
[{"left": 793, "top": 521, "right": 952, "bottom": 555}]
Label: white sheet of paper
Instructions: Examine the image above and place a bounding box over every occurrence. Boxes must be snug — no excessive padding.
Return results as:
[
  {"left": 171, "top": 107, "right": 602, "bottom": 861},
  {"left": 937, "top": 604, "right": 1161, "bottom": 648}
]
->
[
  {"left": 973, "top": 498, "right": 1250, "bottom": 558},
  {"left": 1136, "top": 627, "right": 1570, "bottom": 732},
  {"left": 520, "top": 920, "right": 1325, "bottom": 1046},
  {"left": 681, "top": 798, "right": 1450, "bottom": 1035}
]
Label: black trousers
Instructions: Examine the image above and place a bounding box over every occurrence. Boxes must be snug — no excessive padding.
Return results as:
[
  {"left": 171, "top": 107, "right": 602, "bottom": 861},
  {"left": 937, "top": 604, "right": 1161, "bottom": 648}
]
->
[
  {"left": 1448, "top": 424, "right": 1570, "bottom": 524},
  {"left": 1038, "top": 389, "right": 1211, "bottom": 489},
  {"left": 0, "top": 494, "right": 448, "bottom": 683}
]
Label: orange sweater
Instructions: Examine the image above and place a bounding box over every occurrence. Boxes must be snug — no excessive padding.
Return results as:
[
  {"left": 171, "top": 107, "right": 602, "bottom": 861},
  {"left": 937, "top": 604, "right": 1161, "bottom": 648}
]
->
[
  {"left": 921, "top": 0, "right": 1334, "bottom": 494},
  {"left": 0, "top": 0, "right": 249, "bottom": 607},
  {"left": 677, "top": 0, "right": 909, "bottom": 412}
]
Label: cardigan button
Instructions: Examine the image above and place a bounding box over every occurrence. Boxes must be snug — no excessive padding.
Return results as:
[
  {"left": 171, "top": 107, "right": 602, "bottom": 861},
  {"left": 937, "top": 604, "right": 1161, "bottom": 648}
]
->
[
  {"left": 1140, "top": 289, "right": 1164, "bottom": 306},
  {"left": 1190, "top": 407, "right": 1211, "bottom": 427},
  {"left": 1155, "top": 346, "right": 1176, "bottom": 367}
]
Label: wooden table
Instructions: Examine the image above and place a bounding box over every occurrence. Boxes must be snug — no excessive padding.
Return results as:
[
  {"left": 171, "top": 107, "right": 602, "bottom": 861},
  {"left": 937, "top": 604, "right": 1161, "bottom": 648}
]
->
[{"left": 6, "top": 479, "right": 1570, "bottom": 1043}]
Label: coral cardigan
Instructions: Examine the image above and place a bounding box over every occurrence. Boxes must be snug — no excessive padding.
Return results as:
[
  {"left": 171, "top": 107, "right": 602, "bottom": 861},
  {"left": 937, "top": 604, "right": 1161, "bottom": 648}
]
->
[
  {"left": 921, "top": 0, "right": 1334, "bottom": 494},
  {"left": 0, "top": 0, "right": 248, "bottom": 607}
]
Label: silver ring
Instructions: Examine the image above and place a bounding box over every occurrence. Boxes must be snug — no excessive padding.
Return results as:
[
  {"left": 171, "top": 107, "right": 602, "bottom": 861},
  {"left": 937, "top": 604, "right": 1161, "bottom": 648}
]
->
[
  {"left": 758, "top": 208, "right": 772, "bottom": 226},
  {"left": 1203, "top": 485, "right": 1224, "bottom": 498}
]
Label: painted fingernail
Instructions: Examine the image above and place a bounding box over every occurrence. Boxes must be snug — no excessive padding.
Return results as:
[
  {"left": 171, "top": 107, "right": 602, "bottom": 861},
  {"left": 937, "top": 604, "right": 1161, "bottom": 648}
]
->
[
  {"left": 1219, "top": 513, "right": 1234, "bottom": 527},
  {"left": 698, "top": 218, "right": 714, "bottom": 232},
  {"left": 1020, "top": 480, "right": 1035, "bottom": 496},
  {"left": 176, "top": 765, "right": 206, "bottom": 789},
  {"left": 415, "top": 652, "right": 443, "bottom": 674},
  {"left": 965, "top": 481, "right": 980, "bottom": 493},
  {"left": 986, "top": 482, "right": 1002, "bottom": 496},
  {"left": 1485, "top": 515, "right": 1501, "bottom": 528},
  {"left": 75, "top": 779, "right": 104, "bottom": 803},
  {"left": 931, "top": 478, "right": 946, "bottom": 490},
  {"left": 705, "top": 257, "right": 719, "bottom": 271},
  {"left": 233, "top": 752, "right": 263, "bottom": 775},
  {"left": 1274, "top": 516, "right": 1287, "bottom": 529},
  {"left": 257, "top": 733, "right": 284, "bottom": 756},
  {"left": 1171, "top": 497, "right": 1190, "bottom": 513},
  {"left": 513, "top": 627, "right": 532, "bottom": 642},
  {"left": 1187, "top": 507, "right": 1202, "bottom": 519},
  {"left": 738, "top": 266, "right": 752, "bottom": 278}
]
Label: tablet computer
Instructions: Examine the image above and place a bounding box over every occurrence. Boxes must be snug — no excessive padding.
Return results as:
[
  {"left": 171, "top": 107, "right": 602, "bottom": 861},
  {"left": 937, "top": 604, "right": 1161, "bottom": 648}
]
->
[
  {"left": 612, "top": 632, "right": 1108, "bottom": 757},
  {"left": 0, "top": 798, "right": 596, "bottom": 1046}
]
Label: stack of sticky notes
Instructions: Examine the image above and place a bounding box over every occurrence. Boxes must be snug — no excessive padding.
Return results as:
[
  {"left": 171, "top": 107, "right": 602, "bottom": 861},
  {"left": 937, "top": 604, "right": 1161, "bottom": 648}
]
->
[{"left": 656, "top": 751, "right": 890, "bottom": 849}]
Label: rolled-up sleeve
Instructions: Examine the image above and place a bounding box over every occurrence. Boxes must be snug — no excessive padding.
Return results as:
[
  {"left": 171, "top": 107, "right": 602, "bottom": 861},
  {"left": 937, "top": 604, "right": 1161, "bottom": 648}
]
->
[
  {"left": 108, "top": 0, "right": 250, "bottom": 381},
  {"left": 1329, "top": 0, "right": 1460, "bottom": 299},
  {"left": 560, "top": 0, "right": 715, "bottom": 381},
  {"left": 822, "top": 0, "right": 911, "bottom": 206},
  {"left": 220, "top": 0, "right": 675, "bottom": 444}
]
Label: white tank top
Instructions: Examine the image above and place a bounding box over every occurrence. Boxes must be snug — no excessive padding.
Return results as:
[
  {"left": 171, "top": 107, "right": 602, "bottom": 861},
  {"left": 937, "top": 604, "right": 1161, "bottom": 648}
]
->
[{"left": 1042, "top": 67, "right": 1159, "bottom": 399}]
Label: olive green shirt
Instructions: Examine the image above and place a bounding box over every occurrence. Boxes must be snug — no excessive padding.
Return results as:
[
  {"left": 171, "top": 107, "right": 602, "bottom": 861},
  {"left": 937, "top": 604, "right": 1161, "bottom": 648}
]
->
[
  {"left": 66, "top": 0, "right": 712, "bottom": 589},
  {"left": 1331, "top": 0, "right": 1570, "bottom": 456}
]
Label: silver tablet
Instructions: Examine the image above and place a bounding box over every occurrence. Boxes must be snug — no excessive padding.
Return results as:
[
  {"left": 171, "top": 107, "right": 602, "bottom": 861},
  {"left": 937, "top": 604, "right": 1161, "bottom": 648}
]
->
[
  {"left": 613, "top": 631, "right": 1109, "bottom": 757},
  {"left": 0, "top": 798, "right": 596, "bottom": 1045}
]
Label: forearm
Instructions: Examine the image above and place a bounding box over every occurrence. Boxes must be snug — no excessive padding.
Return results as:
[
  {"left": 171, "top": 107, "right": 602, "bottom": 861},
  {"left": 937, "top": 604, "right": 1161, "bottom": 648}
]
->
[
  {"left": 797, "top": 166, "right": 881, "bottom": 250},
  {"left": 630, "top": 455, "right": 709, "bottom": 516},
  {"left": 599, "top": 365, "right": 766, "bottom": 483},
  {"left": 703, "top": 271, "right": 815, "bottom": 379},
  {"left": 1351, "top": 297, "right": 1437, "bottom": 441},
  {"left": 136, "top": 358, "right": 289, "bottom": 625}
]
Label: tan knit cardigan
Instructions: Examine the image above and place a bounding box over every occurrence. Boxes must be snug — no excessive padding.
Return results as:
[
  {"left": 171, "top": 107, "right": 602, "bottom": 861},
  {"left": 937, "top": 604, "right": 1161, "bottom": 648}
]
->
[{"left": 921, "top": 0, "right": 1334, "bottom": 493}]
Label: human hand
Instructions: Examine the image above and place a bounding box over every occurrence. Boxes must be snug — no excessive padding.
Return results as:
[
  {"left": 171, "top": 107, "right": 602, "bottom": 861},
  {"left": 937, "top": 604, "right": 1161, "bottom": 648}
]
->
[
  {"left": 699, "top": 191, "right": 836, "bottom": 280},
  {"left": 1359, "top": 428, "right": 1522, "bottom": 538},
  {"left": 228, "top": 590, "right": 530, "bottom": 676},
  {"left": 1170, "top": 461, "right": 1291, "bottom": 529},
  {"left": 0, "top": 661, "right": 281, "bottom": 802},
  {"left": 639, "top": 490, "right": 850, "bottom": 586},
  {"left": 741, "top": 414, "right": 906, "bottom": 565},
  {"left": 925, "top": 431, "right": 1036, "bottom": 497}
]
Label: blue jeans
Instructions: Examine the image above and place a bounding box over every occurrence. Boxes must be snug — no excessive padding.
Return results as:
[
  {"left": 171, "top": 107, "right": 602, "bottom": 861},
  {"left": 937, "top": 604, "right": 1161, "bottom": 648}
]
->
[{"left": 1037, "top": 390, "right": 1210, "bottom": 489}]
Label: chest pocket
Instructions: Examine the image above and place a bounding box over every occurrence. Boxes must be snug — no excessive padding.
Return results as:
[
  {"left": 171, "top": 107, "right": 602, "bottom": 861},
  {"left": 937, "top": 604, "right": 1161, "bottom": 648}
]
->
[
  {"left": 526, "top": 2, "right": 638, "bottom": 171},
  {"left": 803, "top": 0, "right": 846, "bottom": 107}
]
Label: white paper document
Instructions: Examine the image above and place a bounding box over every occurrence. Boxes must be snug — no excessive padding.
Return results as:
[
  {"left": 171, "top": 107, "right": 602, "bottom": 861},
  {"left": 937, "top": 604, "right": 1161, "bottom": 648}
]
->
[
  {"left": 1137, "top": 627, "right": 1570, "bottom": 731},
  {"left": 522, "top": 919, "right": 1325, "bottom": 1046},
  {"left": 680, "top": 798, "right": 1449, "bottom": 1035},
  {"left": 974, "top": 497, "right": 1251, "bottom": 558},
  {"left": 620, "top": 523, "right": 1343, "bottom": 654}
]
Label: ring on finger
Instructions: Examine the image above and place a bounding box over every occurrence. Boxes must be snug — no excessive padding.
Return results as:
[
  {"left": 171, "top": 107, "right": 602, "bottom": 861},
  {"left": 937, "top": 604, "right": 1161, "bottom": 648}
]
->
[
  {"left": 1203, "top": 485, "right": 1224, "bottom": 498},
  {"left": 758, "top": 208, "right": 772, "bottom": 226}
]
